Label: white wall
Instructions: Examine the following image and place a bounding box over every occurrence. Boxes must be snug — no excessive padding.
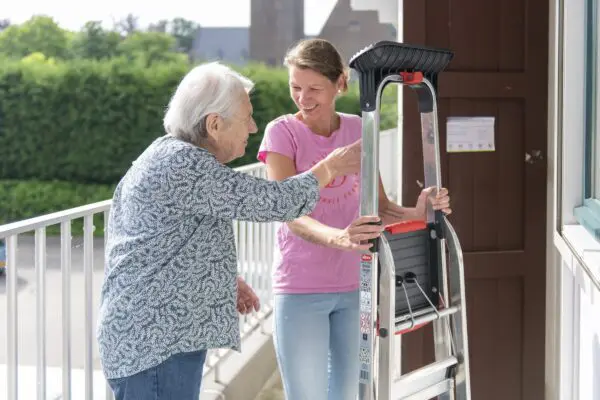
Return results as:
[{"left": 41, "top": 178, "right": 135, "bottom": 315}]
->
[
  {"left": 379, "top": 128, "right": 400, "bottom": 202},
  {"left": 553, "top": 231, "right": 600, "bottom": 400}
]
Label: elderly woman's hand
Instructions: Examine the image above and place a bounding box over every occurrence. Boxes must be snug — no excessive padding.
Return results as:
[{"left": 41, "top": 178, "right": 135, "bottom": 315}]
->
[
  {"left": 309, "top": 139, "right": 362, "bottom": 189},
  {"left": 237, "top": 276, "right": 260, "bottom": 314},
  {"left": 324, "top": 139, "right": 362, "bottom": 177}
]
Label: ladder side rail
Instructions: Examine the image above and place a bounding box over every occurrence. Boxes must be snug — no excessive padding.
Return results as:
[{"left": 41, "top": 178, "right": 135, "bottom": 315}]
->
[
  {"left": 357, "top": 107, "right": 379, "bottom": 400},
  {"left": 377, "top": 235, "right": 398, "bottom": 399},
  {"left": 357, "top": 73, "right": 403, "bottom": 400},
  {"left": 410, "top": 79, "right": 454, "bottom": 385},
  {"left": 444, "top": 218, "right": 472, "bottom": 399}
]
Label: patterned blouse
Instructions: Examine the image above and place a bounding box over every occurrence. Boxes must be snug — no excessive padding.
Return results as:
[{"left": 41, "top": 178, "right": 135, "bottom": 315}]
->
[{"left": 97, "top": 135, "right": 320, "bottom": 379}]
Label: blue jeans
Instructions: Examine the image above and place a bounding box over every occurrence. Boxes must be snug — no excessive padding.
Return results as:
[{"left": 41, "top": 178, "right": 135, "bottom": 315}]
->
[
  {"left": 273, "top": 290, "right": 360, "bottom": 400},
  {"left": 107, "top": 349, "right": 207, "bottom": 400}
]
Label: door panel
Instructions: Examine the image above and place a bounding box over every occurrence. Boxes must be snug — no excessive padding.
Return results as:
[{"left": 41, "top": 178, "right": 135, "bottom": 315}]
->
[{"left": 401, "top": 0, "right": 548, "bottom": 398}]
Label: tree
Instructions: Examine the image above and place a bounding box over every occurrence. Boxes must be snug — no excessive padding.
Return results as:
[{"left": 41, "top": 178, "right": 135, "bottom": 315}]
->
[
  {"left": 70, "top": 21, "right": 121, "bottom": 60},
  {"left": 169, "top": 18, "right": 200, "bottom": 54},
  {"left": 0, "top": 15, "right": 200, "bottom": 64},
  {"left": 116, "top": 31, "right": 185, "bottom": 66},
  {"left": 114, "top": 14, "right": 139, "bottom": 36},
  {"left": 0, "top": 15, "right": 72, "bottom": 59},
  {"left": 0, "top": 19, "right": 10, "bottom": 32},
  {"left": 148, "top": 19, "right": 169, "bottom": 33}
]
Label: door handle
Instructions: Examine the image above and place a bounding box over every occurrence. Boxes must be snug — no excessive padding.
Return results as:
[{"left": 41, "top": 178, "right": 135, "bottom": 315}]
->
[{"left": 525, "top": 150, "right": 543, "bottom": 164}]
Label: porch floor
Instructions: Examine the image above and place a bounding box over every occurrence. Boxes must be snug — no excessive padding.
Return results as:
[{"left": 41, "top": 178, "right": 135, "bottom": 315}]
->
[{"left": 255, "top": 369, "right": 284, "bottom": 400}]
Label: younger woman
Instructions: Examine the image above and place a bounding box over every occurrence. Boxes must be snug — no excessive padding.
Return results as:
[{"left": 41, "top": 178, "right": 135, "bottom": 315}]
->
[{"left": 257, "top": 39, "right": 451, "bottom": 400}]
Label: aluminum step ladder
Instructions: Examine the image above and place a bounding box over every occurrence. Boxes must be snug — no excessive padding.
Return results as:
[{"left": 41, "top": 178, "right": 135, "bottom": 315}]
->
[{"left": 348, "top": 41, "right": 472, "bottom": 400}]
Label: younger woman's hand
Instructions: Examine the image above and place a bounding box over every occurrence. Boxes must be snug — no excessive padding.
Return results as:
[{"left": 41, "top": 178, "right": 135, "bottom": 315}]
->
[{"left": 332, "top": 215, "right": 384, "bottom": 251}]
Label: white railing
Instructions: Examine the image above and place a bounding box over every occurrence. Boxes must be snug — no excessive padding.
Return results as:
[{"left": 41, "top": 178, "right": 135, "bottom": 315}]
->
[
  {"left": 0, "top": 128, "right": 400, "bottom": 400},
  {"left": 0, "top": 162, "right": 277, "bottom": 400},
  {"left": 202, "top": 163, "right": 278, "bottom": 385}
]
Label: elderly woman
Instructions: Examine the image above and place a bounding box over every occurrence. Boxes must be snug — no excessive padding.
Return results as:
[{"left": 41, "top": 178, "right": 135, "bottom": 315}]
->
[{"left": 96, "top": 62, "right": 374, "bottom": 400}]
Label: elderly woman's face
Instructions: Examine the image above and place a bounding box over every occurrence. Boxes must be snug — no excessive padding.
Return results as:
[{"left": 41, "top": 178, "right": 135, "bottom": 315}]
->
[{"left": 206, "top": 91, "right": 258, "bottom": 164}]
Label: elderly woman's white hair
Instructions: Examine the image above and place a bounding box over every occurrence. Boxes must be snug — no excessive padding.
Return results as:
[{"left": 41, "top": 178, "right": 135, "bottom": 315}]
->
[{"left": 163, "top": 62, "right": 255, "bottom": 145}]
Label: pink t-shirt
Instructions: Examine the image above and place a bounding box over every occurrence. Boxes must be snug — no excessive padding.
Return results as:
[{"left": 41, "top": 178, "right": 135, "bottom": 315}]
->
[{"left": 257, "top": 113, "right": 362, "bottom": 294}]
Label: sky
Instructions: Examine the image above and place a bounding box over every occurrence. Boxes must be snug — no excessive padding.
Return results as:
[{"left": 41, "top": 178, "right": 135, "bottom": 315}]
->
[{"left": 2, "top": 0, "right": 338, "bottom": 36}]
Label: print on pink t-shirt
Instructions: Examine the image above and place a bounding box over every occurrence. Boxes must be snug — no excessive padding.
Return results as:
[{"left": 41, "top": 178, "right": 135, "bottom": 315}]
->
[{"left": 257, "top": 113, "right": 362, "bottom": 294}]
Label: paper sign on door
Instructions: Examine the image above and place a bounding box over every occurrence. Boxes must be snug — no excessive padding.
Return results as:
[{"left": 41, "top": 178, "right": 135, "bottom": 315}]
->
[{"left": 446, "top": 116, "right": 495, "bottom": 153}]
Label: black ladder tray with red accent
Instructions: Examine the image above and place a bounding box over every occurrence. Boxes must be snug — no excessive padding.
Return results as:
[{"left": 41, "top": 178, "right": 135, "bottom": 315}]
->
[{"left": 378, "top": 220, "right": 441, "bottom": 326}]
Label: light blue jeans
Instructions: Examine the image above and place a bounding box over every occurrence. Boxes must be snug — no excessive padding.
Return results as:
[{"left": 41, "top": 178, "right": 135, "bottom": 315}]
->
[{"left": 273, "top": 290, "right": 360, "bottom": 400}]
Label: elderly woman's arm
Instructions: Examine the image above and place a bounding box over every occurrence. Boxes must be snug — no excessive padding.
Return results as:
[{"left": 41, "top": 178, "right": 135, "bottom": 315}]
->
[
  {"left": 167, "top": 145, "right": 356, "bottom": 222},
  {"left": 198, "top": 158, "right": 320, "bottom": 222}
]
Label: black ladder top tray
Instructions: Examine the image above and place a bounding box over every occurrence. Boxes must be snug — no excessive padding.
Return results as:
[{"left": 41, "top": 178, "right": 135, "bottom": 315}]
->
[
  {"left": 349, "top": 41, "right": 454, "bottom": 111},
  {"left": 349, "top": 41, "right": 453, "bottom": 76}
]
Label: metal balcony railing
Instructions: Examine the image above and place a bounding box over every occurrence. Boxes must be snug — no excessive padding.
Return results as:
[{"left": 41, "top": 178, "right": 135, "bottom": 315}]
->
[{"left": 0, "top": 162, "right": 277, "bottom": 400}]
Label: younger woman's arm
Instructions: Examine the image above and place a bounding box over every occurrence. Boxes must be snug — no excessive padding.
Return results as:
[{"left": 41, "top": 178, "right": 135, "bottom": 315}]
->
[{"left": 264, "top": 152, "right": 382, "bottom": 251}]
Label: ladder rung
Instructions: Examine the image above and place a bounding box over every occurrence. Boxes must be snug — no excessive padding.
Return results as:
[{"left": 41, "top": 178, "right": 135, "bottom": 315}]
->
[
  {"left": 394, "top": 306, "right": 459, "bottom": 333},
  {"left": 392, "top": 356, "right": 458, "bottom": 399},
  {"left": 394, "top": 379, "right": 454, "bottom": 400}
]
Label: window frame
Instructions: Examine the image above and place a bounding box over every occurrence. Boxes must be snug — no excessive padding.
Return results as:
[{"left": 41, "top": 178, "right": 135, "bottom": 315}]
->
[
  {"left": 554, "top": 0, "right": 600, "bottom": 278},
  {"left": 574, "top": 0, "right": 600, "bottom": 241}
]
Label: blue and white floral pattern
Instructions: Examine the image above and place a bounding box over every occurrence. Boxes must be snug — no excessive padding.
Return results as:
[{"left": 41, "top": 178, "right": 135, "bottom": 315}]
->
[{"left": 97, "top": 135, "right": 320, "bottom": 379}]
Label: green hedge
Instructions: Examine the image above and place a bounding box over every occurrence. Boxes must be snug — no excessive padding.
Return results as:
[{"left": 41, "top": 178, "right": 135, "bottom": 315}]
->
[
  {"left": 0, "top": 56, "right": 190, "bottom": 185},
  {"left": 0, "top": 58, "right": 399, "bottom": 185},
  {"left": 0, "top": 179, "right": 115, "bottom": 235},
  {"left": 0, "top": 57, "right": 397, "bottom": 228}
]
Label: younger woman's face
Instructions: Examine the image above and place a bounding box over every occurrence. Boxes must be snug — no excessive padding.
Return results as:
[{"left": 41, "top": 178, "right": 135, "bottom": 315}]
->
[{"left": 288, "top": 66, "right": 342, "bottom": 122}]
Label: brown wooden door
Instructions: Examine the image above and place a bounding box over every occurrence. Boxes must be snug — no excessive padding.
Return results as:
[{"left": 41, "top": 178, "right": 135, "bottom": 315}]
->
[{"left": 400, "top": 1, "right": 548, "bottom": 399}]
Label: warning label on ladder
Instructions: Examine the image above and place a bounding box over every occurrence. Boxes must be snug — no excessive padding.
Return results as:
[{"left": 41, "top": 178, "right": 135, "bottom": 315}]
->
[{"left": 359, "top": 259, "right": 373, "bottom": 384}]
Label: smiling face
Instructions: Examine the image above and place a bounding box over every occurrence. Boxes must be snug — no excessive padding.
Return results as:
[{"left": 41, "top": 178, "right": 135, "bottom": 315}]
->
[
  {"left": 288, "top": 66, "right": 344, "bottom": 123},
  {"left": 283, "top": 39, "right": 349, "bottom": 129},
  {"left": 205, "top": 89, "right": 258, "bottom": 163}
]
